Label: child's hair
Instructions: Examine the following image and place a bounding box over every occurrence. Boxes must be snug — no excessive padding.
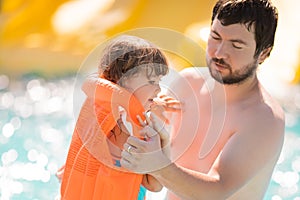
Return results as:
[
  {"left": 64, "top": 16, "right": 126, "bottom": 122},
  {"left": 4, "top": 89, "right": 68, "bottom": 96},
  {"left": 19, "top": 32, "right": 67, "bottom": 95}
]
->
[{"left": 99, "top": 35, "right": 169, "bottom": 84}]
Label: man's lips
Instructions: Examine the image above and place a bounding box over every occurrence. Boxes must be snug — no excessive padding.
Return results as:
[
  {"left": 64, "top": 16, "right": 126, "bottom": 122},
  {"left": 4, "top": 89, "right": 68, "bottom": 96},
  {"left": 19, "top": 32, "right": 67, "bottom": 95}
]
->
[
  {"left": 211, "top": 58, "right": 229, "bottom": 70},
  {"left": 213, "top": 61, "right": 229, "bottom": 71}
]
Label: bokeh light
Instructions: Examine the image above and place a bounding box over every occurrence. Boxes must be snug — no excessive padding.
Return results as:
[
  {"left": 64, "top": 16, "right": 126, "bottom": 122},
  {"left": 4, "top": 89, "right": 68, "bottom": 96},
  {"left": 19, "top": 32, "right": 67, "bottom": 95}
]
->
[{"left": 0, "top": 0, "right": 300, "bottom": 199}]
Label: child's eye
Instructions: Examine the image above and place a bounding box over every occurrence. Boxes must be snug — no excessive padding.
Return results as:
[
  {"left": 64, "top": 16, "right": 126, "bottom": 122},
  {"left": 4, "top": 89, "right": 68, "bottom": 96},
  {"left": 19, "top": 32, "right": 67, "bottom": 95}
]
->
[{"left": 148, "top": 81, "right": 156, "bottom": 85}]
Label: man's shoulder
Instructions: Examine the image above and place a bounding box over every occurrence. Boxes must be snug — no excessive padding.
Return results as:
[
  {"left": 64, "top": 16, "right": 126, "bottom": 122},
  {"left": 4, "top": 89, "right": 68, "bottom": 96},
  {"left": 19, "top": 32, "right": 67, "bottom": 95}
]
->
[
  {"left": 240, "top": 95, "right": 285, "bottom": 157},
  {"left": 256, "top": 101, "right": 284, "bottom": 125},
  {"left": 260, "top": 87, "right": 285, "bottom": 123},
  {"left": 240, "top": 92, "right": 285, "bottom": 136},
  {"left": 167, "top": 67, "right": 209, "bottom": 98}
]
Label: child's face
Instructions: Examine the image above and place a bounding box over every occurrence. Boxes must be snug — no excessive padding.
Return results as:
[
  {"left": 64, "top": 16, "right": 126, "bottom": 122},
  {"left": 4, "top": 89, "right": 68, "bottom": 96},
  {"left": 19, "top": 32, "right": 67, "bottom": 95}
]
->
[{"left": 122, "top": 71, "right": 162, "bottom": 110}]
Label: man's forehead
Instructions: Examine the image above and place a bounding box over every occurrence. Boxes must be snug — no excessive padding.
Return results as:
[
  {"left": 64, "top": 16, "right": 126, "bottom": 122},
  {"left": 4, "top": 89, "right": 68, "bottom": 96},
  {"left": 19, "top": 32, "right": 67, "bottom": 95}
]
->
[{"left": 212, "top": 19, "right": 255, "bottom": 40}]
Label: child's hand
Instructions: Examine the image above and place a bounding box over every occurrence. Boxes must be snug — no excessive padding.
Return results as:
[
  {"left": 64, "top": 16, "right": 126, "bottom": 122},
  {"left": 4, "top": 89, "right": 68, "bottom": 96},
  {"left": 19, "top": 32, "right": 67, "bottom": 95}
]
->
[
  {"left": 149, "top": 112, "right": 170, "bottom": 148},
  {"left": 152, "top": 94, "right": 181, "bottom": 112},
  {"left": 149, "top": 94, "right": 182, "bottom": 124},
  {"left": 137, "top": 111, "right": 170, "bottom": 157}
]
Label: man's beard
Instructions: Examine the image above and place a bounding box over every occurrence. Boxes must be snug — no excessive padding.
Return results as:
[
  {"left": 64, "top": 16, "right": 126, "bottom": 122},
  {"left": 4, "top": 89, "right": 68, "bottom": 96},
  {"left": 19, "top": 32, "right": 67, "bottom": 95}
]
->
[{"left": 207, "top": 57, "right": 258, "bottom": 85}]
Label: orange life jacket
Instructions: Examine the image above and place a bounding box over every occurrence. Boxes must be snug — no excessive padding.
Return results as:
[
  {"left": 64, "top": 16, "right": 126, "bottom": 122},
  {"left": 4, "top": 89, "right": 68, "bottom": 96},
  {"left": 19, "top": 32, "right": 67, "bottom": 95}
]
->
[{"left": 60, "top": 76, "right": 146, "bottom": 200}]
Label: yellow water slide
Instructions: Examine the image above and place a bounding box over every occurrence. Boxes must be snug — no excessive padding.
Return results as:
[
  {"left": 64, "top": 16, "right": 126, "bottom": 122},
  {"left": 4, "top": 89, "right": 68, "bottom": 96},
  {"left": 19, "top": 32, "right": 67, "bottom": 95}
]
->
[
  {"left": 0, "top": 0, "right": 213, "bottom": 76},
  {"left": 1, "top": 0, "right": 299, "bottom": 82}
]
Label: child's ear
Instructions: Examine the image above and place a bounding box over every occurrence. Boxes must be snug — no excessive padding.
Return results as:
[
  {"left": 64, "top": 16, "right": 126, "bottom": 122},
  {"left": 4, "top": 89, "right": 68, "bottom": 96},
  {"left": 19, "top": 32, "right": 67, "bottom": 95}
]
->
[{"left": 258, "top": 47, "right": 272, "bottom": 64}]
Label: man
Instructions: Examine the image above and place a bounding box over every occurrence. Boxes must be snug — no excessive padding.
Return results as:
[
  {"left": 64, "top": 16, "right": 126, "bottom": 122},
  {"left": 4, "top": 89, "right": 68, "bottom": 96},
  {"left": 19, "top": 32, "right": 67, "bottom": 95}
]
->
[{"left": 121, "top": 0, "right": 285, "bottom": 199}]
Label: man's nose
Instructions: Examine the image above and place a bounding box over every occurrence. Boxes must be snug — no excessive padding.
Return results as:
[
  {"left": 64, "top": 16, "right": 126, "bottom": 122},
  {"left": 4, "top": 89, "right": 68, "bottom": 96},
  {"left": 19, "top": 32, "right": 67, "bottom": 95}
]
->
[{"left": 214, "top": 42, "right": 228, "bottom": 59}]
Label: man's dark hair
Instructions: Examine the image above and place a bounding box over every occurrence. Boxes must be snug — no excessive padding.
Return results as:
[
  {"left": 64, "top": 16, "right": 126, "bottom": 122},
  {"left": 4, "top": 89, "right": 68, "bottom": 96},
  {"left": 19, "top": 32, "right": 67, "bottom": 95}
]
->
[{"left": 212, "top": 0, "right": 278, "bottom": 57}]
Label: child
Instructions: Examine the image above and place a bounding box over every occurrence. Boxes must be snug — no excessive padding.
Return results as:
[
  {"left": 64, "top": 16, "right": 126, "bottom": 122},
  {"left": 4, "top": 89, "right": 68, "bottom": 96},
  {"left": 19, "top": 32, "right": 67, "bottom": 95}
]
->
[{"left": 59, "top": 35, "right": 169, "bottom": 200}]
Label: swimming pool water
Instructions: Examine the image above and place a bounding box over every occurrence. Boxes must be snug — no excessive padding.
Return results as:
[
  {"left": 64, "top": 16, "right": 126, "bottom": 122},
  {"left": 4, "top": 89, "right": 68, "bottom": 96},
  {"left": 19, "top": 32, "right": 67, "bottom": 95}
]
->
[{"left": 0, "top": 75, "right": 299, "bottom": 200}]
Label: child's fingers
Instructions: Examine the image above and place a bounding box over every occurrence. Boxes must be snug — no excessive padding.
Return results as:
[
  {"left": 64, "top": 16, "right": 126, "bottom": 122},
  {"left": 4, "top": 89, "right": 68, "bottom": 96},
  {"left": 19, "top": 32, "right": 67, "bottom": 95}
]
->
[
  {"left": 144, "top": 111, "right": 152, "bottom": 127},
  {"left": 165, "top": 102, "right": 182, "bottom": 111},
  {"left": 150, "top": 112, "right": 169, "bottom": 143},
  {"left": 139, "top": 125, "right": 158, "bottom": 138},
  {"left": 137, "top": 115, "right": 147, "bottom": 127},
  {"left": 153, "top": 96, "right": 182, "bottom": 112},
  {"left": 150, "top": 105, "right": 169, "bottom": 124}
]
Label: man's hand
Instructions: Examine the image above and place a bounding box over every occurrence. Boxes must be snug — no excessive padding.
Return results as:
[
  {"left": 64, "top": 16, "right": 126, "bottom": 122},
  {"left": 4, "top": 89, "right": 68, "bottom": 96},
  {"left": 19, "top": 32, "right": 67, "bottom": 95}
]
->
[{"left": 120, "top": 131, "right": 170, "bottom": 174}]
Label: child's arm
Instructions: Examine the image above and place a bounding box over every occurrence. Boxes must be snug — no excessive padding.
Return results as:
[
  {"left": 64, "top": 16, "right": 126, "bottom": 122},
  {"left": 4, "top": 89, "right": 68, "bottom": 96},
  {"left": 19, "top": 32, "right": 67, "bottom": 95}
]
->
[{"left": 142, "top": 174, "right": 163, "bottom": 192}]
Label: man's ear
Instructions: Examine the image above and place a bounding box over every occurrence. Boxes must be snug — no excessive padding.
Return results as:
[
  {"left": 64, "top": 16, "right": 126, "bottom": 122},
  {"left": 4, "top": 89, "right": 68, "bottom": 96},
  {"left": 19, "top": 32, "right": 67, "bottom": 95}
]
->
[{"left": 258, "top": 47, "right": 272, "bottom": 64}]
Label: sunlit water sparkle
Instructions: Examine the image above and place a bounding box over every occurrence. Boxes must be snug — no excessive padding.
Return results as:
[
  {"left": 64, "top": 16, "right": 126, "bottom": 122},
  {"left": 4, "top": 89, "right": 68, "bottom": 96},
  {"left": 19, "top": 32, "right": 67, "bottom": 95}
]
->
[{"left": 0, "top": 74, "right": 299, "bottom": 200}]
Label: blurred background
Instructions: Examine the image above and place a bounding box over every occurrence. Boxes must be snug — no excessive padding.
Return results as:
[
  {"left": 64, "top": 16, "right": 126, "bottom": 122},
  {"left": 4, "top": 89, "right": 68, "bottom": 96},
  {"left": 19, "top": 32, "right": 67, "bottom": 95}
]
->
[{"left": 0, "top": 0, "right": 300, "bottom": 199}]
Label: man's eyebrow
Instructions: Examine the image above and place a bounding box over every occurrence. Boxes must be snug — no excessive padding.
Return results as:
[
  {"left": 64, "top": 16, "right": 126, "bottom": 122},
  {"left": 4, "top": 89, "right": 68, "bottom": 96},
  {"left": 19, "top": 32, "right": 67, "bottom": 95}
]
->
[{"left": 211, "top": 30, "right": 220, "bottom": 37}]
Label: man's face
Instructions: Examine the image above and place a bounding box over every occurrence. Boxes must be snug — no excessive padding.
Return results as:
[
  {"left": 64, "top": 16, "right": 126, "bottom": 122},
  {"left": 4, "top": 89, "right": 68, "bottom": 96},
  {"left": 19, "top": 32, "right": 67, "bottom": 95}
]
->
[{"left": 206, "top": 19, "right": 259, "bottom": 85}]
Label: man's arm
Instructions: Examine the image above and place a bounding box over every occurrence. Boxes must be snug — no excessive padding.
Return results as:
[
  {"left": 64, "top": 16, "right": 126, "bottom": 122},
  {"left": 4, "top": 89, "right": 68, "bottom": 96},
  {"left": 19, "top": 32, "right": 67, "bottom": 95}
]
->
[
  {"left": 142, "top": 174, "right": 163, "bottom": 192},
  {"left": 121, "top": 109, "right": 284, "bottom": 199},
  {"left": 152, "top": 110, "right": 284, "bottom": 199}
]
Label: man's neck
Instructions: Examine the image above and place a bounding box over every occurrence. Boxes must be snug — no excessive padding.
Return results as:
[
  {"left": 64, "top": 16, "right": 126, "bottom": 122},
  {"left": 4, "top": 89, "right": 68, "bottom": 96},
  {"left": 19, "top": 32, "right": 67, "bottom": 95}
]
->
[{"left": 216, "top": 75, "right": 260, "bottom": 104}]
